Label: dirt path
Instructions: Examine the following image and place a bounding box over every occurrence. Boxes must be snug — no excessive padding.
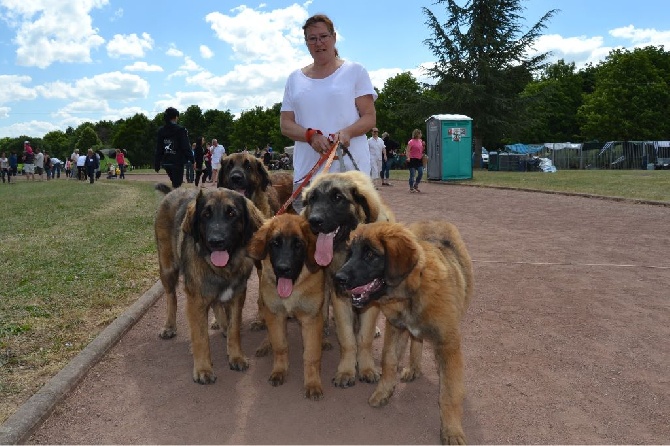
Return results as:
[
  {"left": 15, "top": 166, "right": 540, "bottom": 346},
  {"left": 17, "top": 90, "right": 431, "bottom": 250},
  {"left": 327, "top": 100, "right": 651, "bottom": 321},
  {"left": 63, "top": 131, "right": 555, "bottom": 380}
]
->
[{"left": 27, "top": 176, "right": 670, "bottom": 444}]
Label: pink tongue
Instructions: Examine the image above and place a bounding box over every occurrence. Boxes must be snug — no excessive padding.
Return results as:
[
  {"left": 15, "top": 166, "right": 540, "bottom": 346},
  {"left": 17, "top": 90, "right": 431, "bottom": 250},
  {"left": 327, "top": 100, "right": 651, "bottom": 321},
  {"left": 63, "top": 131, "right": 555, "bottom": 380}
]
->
[
  {"left": 210, "top": 250, "right": 230, "bottom": 267},
  {"left": 277, "top": 277, "right": 293, "bottom": 298},
  {"left": 315, "top": 231, "right": 336, "bottom": 266}
]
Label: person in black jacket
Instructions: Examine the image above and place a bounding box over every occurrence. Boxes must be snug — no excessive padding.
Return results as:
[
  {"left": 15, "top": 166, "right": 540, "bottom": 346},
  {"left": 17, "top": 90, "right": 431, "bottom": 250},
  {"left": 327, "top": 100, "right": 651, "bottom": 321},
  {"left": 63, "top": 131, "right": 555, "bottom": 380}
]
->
[
  {"left": 381, "top": 132, "right": 400, "bottom": 185},
  {"left": 84, "top": 148, "right": 99, "bottom": 184},
  {"left": 193, "top": 135, "right": 206, "bottom": 187},
  {"left": 155, "top": 107, "right": 193, "bottom": 188}
]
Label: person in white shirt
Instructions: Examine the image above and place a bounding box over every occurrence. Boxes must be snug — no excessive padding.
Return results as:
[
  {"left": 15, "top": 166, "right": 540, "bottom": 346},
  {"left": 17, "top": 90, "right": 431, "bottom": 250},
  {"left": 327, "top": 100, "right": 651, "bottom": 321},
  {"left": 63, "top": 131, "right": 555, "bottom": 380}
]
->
[
  {"left": 210, "top": 139, "right": 226, "bottom": 184},
  {"left": 280, "top": 14, "right": 376, "bottom": 212},
  {"left": 367, "top": 128, "right": 385, "bottom": 189}
]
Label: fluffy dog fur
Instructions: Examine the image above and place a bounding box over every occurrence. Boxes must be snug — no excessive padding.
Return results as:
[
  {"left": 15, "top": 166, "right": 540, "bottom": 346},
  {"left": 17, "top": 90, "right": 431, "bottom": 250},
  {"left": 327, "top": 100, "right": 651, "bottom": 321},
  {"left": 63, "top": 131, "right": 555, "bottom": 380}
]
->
[
  {"left": 301, "top": 170, "right": 395, "bottom": 387},
  {"left": 335, "top": 220, "right": 474, "bottom": 445},
  {"left": 247, "top": 213, "right": 326, "bottom": 400},
  {"left": 154, "top": 184, "right": 265, "bottom": 384}
]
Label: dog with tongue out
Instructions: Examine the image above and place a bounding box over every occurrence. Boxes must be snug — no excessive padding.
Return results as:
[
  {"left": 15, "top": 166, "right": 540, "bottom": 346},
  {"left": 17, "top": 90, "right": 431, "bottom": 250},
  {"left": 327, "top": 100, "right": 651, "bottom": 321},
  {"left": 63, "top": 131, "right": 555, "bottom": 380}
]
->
[
  {"left": 301, "top": 170, "right": 395, "bottom": 388},
  {"left": 247, "top": 213, "right": 326, "bottom": 400}
]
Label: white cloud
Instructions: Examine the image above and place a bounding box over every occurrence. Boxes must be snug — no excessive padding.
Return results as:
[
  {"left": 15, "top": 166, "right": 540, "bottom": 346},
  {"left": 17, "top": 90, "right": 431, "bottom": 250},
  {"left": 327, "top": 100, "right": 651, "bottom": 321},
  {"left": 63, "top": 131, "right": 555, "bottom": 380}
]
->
[
  {"left": 107, "top": 32, "right": 153, "bottom": 58},
  {"left": 35, "top": 72, "right": 149, "bottom": 101},
  {"left": 609, "top": 25, "right": 670, "bottom": 48},
  {"left": 166, "top": 46, "right": 183, "bottom": 57},
  {"left": 530, "top": 34, "right": 613, "bottom": 68},
  {"left": 124, "top": 61, "right": 163, "bottom": 72},
  {"left": 200, "top": 45, "right": 214, "bottom": 59},
  {"left": 205, "top": 4, "right": 308, "bottom": 64},
  {"left": 0, "top": 74, "right": 37, "bottom": 103},
  {"left": 5, "top": 0, "right": 108, "bottom": 68}
]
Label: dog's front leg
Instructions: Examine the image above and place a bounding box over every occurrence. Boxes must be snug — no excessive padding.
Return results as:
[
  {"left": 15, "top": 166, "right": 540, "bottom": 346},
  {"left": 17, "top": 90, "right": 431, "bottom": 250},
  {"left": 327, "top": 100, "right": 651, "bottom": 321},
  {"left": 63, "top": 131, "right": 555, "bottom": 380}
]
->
[
  {"left": 298, "top": 311, "right": 324, "bottom": 400},
  {"left": 369, "top": 319, "right": 405, "bottom": 407},
  {"left": 330, "top": 291, "right": 357, "bottom": 388},
  {"left": 225, "top": 290, "right": 249, "bottom": 371},
  {"left": 264, "top": 306, "right": 289, "bottom": 386},
  {"left": 435, "top": 340, "right": 466, "bottom": 445},
  {"left": 186, "top": 296, "right": 216, "bottom": 384},
  {"left": 356, "top": 304, "right": 381, "bottom": 383}
]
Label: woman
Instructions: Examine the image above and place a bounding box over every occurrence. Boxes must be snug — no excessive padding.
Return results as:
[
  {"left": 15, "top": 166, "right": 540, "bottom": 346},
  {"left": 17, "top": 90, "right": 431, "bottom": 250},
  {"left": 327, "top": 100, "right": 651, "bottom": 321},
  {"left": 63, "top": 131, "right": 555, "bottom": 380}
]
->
[
  {"left": 0, "top": 152, "right": 9, "bottom": 184},
  {"left": 84, "top": 148, "right": 99, "bottom": 184},
  {"left": 193, "top": 136, "right": 206, "bottom": 187},
  {"left": 115, "top": 149, "right": 126, "bottom": 179},
  {"left": 203, "top": 142, "right": 213, "bottom": 183},
  {"left": 406, "top": 128, "right": 425, "bottom": 193},
  {"left": 280, "top": 14, "right": 377, "bottom": 212}
]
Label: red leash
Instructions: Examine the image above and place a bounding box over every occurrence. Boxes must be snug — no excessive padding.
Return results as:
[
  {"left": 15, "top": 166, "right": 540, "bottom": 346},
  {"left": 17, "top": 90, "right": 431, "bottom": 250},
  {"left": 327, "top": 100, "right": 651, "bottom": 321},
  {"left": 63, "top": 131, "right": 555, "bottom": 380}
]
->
[{"left": 276, "top": 136, "right": 339, "bottom": 215}]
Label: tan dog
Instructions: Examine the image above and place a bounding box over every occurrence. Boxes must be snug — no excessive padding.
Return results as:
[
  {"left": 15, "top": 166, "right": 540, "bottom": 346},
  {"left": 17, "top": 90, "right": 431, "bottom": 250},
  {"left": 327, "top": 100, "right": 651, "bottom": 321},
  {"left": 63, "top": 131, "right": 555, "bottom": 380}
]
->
[
  {"left": 302, "top": 170, "right": 395, "bottom": 387},
  {"left": 335, "top": 220, "right": 474, "bottom": 445},
  {"left": 155, "top": 185, "right": 265, "bottom": 384},
  {"left": 247, "top": 214, "right": 326, "bottom": 400}
]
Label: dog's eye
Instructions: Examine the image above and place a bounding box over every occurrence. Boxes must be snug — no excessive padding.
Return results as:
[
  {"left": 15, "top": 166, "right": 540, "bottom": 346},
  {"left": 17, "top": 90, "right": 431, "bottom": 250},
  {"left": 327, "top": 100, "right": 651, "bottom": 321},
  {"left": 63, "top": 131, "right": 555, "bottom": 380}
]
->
[
  {"left": 244, "top": 160, "right": 251, "bottom": 171},
  {"left": 363, "top": 246, "right": 376, "bottom": 261},
  {"left": 333, "top": 192, "right": 344, "bottom": 202},
  {"left": 270, "top": 238, "right": 281, "bottom": 248},
  {"left": 202, "top": 207, "right": 212, "bottom": 219},
  {"left": 226, "top": 208, "right": 237, "bottom": 218}
]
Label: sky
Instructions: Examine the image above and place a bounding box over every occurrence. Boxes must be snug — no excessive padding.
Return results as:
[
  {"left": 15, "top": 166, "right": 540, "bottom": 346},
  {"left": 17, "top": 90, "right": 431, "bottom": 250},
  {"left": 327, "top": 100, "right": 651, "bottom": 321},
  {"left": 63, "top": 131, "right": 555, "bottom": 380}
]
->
[{"left": 1, "top": 0, "right": 669, "bottom": 139}]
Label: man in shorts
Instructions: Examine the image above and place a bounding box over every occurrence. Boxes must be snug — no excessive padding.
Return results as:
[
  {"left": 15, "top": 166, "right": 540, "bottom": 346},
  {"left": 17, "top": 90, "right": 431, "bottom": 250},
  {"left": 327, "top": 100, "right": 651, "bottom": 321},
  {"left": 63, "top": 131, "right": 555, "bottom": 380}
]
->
[{"left": 23, "top": 141, "right": 35, "bottom": 181}]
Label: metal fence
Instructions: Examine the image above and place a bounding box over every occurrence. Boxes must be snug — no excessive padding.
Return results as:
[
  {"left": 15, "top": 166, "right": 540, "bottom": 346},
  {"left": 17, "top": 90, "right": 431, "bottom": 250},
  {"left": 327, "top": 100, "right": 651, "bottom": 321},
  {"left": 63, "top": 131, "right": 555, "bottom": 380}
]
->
[{"left": 530, "top": 141, "right": 670, "bottom": 170}]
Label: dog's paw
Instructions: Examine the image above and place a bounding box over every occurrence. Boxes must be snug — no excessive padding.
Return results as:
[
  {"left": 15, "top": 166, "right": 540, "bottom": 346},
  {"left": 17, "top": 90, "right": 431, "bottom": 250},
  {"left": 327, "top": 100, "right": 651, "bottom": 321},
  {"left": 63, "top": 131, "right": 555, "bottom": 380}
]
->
[
  {"left": 358, "top": 367, "right": 381, "bottom": 383},
  {"left": 400, "top": 366, "right": 422, "bottom": 382},
  {"left": 229, "top": 356, "right": 250, "bottom": 371},
  {"left": 158, "top": 327, "right": 176, "bottom": 339},
  {"left": 368, "top": 386, "right": 393, "bottom": 407},
  {"left": 193, "top": 369, "right": 217, "bottom": 385},
  {"left": 332, "top": 372, "right": 356, "bottom": 388},
  {"left": 209, "top": 320, "right": 221, "bottom": 330},
  {"left": 440, "top": 427, "right": 466, "bottom": 445},
  {"left": 374, "top": 325, "right": 381, "bottom": 338},
  {"left": 304, "top": 384, "right": 324, "bottom": 401},
  {"left": 321, "top": 339, "right": 333, "bottom": 351},
  {"left": 269, "top": 370, "right": 287, "bottom": 386},
  {"left": 255, "top": 339, "right": 271, "bottom": 357},
  {"left": 249, "top": 319, "right": 267, "bottom": 331}
]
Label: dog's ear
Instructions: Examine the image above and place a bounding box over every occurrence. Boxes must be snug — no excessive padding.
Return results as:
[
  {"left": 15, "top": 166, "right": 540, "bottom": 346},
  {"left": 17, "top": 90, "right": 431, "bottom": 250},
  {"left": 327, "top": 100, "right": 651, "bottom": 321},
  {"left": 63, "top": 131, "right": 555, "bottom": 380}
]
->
[
  {"left": 182, "top": 190, "right": 204, "bottom": 243},
  {"left": 301, "top": 218, "right": 320, "bottom": 273},
  {"left": 351, "top": 187, "right": 377, "bottom": 223},
  {"left": 257, "top": 158, "right": 271, "bottom": 191},
  {"left": 381, "top": 225, "right": 419, "bottom": 287},
  {"left": 240, "top": 195, "right": 266, "bottom": 245},
  {"left": 247, "top": 219, "right": 270, "bottom": 260},
  {"left": 216, "top": 158, "right": 230, "bottom": 188}
]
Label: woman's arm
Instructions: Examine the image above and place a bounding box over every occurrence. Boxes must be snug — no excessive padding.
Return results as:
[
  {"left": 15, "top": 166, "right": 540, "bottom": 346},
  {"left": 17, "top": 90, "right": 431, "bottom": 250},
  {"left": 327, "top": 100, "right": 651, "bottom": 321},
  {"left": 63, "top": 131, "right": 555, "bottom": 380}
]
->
[{"left": 338, "top": 94, "right": 376, "bottom": 148}]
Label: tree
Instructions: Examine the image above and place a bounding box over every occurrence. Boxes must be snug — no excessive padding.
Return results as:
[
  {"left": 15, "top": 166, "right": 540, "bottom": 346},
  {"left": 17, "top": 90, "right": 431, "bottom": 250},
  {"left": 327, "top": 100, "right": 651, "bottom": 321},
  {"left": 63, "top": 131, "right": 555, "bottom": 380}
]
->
[
  {"left": 112, "top": 113, "right": 154, "bottom": 167},
  {"left": 42, "top": 130, "right": 72, "bottom": 160},
  {"left": 180, "top": 105, "right": 206, "bottom": 142},
  {"left": 203, "top": 109, "right": 235, "bottom": 148},
  {"left": 375, "top": 72, "right": 426, "bottom": 146},
  {"left": 422, "top": 0, "right": 557, "bottom": 153},
  {"left": 578, "top": 46, "right": 670, "bottom": 141},
  {"left": 75, "top": 125, "right": 101, "bottom": 153}
]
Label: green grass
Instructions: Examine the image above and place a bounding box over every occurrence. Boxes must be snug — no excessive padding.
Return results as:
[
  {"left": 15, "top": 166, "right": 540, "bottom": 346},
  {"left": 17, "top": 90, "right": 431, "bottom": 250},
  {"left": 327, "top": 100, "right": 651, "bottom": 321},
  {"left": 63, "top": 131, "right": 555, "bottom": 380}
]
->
[
  {"left": 389, "top": 168, "right": 670, "bottom": 202},
  {"left": 0, "top": 178, "right": 160, "bottom": 422}
]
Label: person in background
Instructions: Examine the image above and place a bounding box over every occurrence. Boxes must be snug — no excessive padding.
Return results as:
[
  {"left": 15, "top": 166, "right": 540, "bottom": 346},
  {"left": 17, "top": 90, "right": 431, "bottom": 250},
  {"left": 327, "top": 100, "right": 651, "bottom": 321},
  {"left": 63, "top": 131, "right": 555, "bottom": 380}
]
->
[
  {"left": 185, "top": 143, "right": 195, "bottom": 184},
  {"left": 381, "top": 131, "right": 399, "bottom": 185},
  {"left": 154, "top": 107, "right": 193, "bottom": 189},
  {"left": 280, "top": 14, "right": 377, "bottom": 212},
  {"left": 43, "top": 151, "right": 52, "bottom": 180},
  {"left": 51, "top": 156, "right": 62, "bottom": 179},
  {"left": 406, "top": 128, "right": 425, "bottom": 193},
  {"left": 115, "top": 149, "right": 126, "bottom": 179},
  {"left": 84, "top": 148, "right": 99, "bottom": 184},
  {"left": 23, "top": 141, "right": 35, "bottom": 181},
  {"left": 34, "top": 147, "right": 45, "bottom": 181},
  {"left": 203, "top": 142, "right": 213, "bottom": 183},
  {"left": 64, "top": 158, "right": 72, "bottom": 179},
  {"left": 0, "top": 152, "right": 10, "bottom": 184},
  {"left": 210, "top": 139, "right": 225, "bottom": 185},
  {"left": 367, "top": 127, "right": 385, "bottom": 189},
  {"left": 193, "top": 136, "right": 206, "bottom": 188},
  {"left": 76, "top": 152, "right": 87, "bottom": 180},
  {"left": 9, "top": 152, "right": 18, "bottom": 178},
  {"left": 70, "top": 149, "right": 79, "bottom": 178}
]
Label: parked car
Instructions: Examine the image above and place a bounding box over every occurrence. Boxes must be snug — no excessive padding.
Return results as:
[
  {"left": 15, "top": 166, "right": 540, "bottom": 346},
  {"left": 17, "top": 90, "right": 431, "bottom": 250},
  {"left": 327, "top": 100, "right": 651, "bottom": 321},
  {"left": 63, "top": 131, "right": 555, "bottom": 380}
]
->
[{"left": 481, "top": 147, "right": 489, "bottom": 168}]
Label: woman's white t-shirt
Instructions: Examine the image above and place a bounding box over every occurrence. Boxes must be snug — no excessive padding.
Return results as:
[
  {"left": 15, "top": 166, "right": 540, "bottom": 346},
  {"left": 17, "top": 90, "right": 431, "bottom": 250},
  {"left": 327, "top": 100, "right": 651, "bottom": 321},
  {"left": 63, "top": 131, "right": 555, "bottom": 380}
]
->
[{"left": 281, "top": 60, "right": 377, "bottom": 181}]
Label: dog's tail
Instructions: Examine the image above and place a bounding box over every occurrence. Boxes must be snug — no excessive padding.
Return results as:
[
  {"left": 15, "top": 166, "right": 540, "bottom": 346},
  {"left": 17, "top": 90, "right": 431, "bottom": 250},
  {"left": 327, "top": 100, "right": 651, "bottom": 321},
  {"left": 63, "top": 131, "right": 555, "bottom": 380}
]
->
[{"left": 155, "top": 183, "right": 172, "bottom": 195}]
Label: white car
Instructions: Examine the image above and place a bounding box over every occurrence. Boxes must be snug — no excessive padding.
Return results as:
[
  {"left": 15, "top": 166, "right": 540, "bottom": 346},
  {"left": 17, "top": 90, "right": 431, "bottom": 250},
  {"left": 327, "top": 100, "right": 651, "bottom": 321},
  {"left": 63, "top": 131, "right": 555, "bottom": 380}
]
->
[{"left": 481, "top": 148, "right": 489, "bottom": 168}]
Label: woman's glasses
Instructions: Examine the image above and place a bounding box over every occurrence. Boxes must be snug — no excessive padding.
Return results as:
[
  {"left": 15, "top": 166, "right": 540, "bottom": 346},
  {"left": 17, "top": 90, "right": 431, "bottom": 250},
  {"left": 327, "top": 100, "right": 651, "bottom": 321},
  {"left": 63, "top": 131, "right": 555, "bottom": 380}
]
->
[{"left": 305, "top": 34, "right": 332, "bottom": 45}]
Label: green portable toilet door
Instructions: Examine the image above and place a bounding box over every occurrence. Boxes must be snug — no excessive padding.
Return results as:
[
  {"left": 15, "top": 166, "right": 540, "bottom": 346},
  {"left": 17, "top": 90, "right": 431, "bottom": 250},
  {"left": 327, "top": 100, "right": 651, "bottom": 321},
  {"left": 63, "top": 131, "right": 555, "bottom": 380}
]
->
[{"left": 441, "top": 120, "right": 472, "bottom": 180}]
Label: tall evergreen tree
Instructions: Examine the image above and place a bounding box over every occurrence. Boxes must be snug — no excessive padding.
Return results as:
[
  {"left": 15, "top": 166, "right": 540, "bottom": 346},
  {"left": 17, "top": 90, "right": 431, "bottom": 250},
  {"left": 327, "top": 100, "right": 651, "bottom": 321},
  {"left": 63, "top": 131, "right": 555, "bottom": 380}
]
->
[{"left": 423, "top": 0, "right": 556, "bottom": 152}]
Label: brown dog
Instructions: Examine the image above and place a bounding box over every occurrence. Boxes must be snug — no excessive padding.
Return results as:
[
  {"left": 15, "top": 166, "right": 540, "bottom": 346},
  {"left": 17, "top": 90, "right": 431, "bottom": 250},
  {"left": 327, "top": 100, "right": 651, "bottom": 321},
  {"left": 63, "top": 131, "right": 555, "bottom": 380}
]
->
[
  {"left": 302, "top": 170, "right": 395, "bottom": 387},
  {"left": 155, "top": 185, "right": 265, "bottom": 384},
  {"left": 247, "top": 213, "right": 326, "bottom": 400},
  {"left": 335, "top": 220, "right": 474, "bottom": 445}
]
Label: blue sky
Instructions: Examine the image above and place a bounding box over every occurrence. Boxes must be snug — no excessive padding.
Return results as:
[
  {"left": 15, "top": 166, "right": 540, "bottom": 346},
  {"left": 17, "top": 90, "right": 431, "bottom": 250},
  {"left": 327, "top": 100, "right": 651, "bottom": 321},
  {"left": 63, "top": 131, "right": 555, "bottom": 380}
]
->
[{"left": 0, "top": 0, "right": 668, "bottom": 138}]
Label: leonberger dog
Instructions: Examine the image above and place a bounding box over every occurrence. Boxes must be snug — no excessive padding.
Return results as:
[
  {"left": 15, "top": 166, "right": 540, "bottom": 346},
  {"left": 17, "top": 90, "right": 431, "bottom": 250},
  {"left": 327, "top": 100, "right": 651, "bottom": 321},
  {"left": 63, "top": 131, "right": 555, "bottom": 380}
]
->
[
  {"left": 217, "top": 152, "right": 293, "bottom": 217},
  {"left": 154, "top": 185, "right": 265, "bottom": 384},
  {"left": 301, "top": 170, "right": 395, "bottom": 387},
  {"left": 217, "top": 152, "right": 294, "bottom": 330},
  {"left": 335, "top": 220, "right": 474, "bottom": 445},
  {"left": 247, "top": 213, "right": 326, "bottom": 400}
]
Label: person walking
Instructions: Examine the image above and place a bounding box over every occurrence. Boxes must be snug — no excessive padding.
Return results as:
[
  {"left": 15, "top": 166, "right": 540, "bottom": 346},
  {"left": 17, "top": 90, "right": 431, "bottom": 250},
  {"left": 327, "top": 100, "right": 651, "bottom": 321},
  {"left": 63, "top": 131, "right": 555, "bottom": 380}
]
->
[
  {"left": 203, "top": 142, "right": 213, "bottom": 183},
  {"left": 115, "top": 149, "right": 126, "bottom": 179},
  {"left": 406, "top": 128, "right": 425, "bottom": 193},
  {"left": 210, "top": 139, "right": 225, "bottom": 185},
  {"left": 84, "top": 148, "right": 99, "bottom": 184},
  {"left": 185, "top": 143, "right": 195, "bottom": 183},
  {"left": 193, "top": 136, "right": 206, "bottom": 187},
  {"left": 381, "top": 132, "right": 399, "bottom": 185},
  {"left": 367, "top": 127, "right": 385, "bottom": 189},
  {"left": 23, "top": 141, "right": 35, "bottom": 181},
  {"left": 9, "top": 152, "right": 18, "bottom": 178},
  {"left": 155, "top": 107, "right": 193, "bottom": 188},
  {"left": 34, "top": 147, "right": 45, "bottom": 181},
  {"left": 279, "top": 13, "right": 377, "bottom": 212},
  {"left": 0, "top": 152, "right": 10, "bottom": 184}
]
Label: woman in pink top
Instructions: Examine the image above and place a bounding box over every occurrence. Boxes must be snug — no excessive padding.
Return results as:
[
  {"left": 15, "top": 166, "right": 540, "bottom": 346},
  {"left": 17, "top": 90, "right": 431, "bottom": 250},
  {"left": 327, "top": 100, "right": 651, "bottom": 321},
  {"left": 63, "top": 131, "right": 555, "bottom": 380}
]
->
[
  {"left": 115, "top": 149, "right": 126, "bottom": 179},
  {"left": 406, "top": 128, "right": 425, "bottom": 192}
]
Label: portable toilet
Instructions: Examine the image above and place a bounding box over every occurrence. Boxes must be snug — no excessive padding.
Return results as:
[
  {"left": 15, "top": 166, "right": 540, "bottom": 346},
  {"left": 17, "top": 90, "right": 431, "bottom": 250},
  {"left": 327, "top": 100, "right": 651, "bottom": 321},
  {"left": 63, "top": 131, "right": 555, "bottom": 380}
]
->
[{"left": 426, "top": 114, "right": 473, "bottom": 181}]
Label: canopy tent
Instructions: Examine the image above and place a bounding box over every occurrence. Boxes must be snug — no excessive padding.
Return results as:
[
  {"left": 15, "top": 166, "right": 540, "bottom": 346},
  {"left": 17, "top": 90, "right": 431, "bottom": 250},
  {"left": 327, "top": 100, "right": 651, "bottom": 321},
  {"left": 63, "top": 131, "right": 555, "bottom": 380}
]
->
[{"left": 504, "top": 143, "right": 544, "bottom": 154}]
